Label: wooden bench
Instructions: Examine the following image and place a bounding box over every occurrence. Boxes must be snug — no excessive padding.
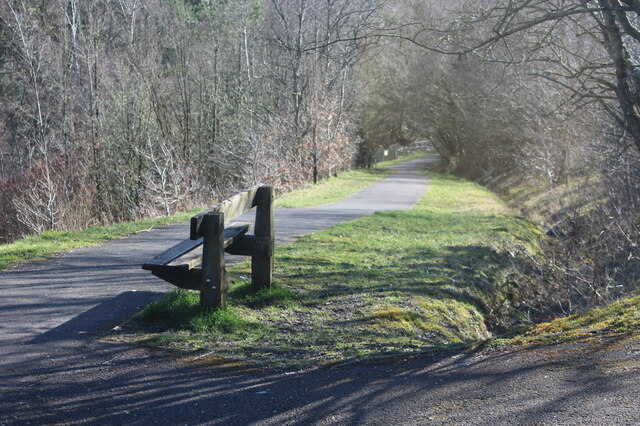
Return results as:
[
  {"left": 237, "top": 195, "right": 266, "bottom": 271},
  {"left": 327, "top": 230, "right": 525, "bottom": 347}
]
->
[{"left": 142, "top": 185, "right": 274, "bottom": 309}]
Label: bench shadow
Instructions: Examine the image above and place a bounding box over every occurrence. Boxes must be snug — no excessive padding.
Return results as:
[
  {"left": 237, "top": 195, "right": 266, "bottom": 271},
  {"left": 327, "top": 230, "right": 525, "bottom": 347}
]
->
[{"left": 29, "top": 291, "right": 164, "bottom": 345}]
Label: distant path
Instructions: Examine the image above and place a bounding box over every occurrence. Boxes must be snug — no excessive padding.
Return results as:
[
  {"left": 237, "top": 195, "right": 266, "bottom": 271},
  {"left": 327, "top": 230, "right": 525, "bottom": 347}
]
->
[
  {"left": 1, "top": 154, "right": 639, "bottom": 424},
  {"left": 270, "top": 155, "right": 437, "bottom": 246}
]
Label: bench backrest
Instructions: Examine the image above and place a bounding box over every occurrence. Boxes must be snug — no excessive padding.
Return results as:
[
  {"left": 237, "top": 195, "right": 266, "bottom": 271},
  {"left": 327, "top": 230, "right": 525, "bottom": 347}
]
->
[{"left": 190, "top": 185, "right": 262, "bottom": 240}]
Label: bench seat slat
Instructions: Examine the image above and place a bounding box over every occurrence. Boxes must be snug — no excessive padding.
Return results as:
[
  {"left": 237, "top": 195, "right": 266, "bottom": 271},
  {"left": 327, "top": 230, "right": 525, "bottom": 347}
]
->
[
  {"left": 142, "top": 222, "right": 251, "bottom": 272},
  {"left": 142, "top": 238, "right": 202, "bottom": 270}
]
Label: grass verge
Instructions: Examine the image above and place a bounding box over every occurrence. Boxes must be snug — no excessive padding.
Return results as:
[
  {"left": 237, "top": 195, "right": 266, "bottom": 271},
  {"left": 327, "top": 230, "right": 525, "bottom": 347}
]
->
[
  {"left": 115, "top": 172, "right": 542, "bottom": 369},
  {"left": 376, "top": 151, "right": 436, "bottom": 168},
  {"left": 275, "top": 168, "right": 391, "bottom": 208},
  {"left": 0, "top": 211, "right": 199, "bottom": 270},
  {"left": 274, "top": 151, "right": 435, "bottom": 208}
]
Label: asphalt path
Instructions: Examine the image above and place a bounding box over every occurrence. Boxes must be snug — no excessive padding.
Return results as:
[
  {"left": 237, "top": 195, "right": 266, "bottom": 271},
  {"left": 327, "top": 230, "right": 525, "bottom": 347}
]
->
[{"left": 1, "top": 154, "right": 639, "bottom": 425}]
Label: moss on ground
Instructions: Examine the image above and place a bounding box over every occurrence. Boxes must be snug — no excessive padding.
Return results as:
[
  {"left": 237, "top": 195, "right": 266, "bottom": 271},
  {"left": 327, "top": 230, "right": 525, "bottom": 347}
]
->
[{"left": 497, "top": 295, "right": 640, "bottom": 347}]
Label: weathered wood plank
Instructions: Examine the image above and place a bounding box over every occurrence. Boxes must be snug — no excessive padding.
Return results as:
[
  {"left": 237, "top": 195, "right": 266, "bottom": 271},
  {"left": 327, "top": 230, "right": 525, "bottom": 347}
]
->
[
  {"left": 150, "top": 269, "right": 201, "bottom": 291},
  {"left": 200, "top": 212, "right": 227, "bottom": 309},
  {"left": 142, "top": 238, "right": 202, "bottom": 270},
  {"left": 166, "top": 223, "right": 251, "bottom": 272},
  {"left": 225, "top": 235, "right": 271, "bottom": 257},
  {"left": 190, "top": 185, "right": 261, "bottom": 240},
  {"left": 251, "top": 186, "right": 274, "bottom": 290},
  {"left": 142, "top": 223, "right": 251, "bottom": 272}
]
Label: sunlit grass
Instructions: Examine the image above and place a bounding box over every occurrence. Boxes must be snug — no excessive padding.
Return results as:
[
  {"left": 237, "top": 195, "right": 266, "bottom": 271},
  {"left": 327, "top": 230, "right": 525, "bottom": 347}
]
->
[
  {"left": 376, "top": 151, "right": 436, "bottom": 168},
  {"left": 122, "top": 172, "right": 543, "bottom": 368},
  {"left": 275, "top": 168, "right": 390, "bottom": 208},
  {"left": 495, "top": 295, "right": 640, "bottom": 347},
  {"left": 0, "top": 211, "right": 198, "bottom": 270}
]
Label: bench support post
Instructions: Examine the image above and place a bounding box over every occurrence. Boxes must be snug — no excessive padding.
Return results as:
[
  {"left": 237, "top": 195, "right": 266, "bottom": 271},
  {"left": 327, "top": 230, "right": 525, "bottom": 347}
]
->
[
  {"left": 201, "top": 212, "right": 228, "bottom": 309},
  {"left": 252, "top": 186, "right": 274, "bottom": 291}
]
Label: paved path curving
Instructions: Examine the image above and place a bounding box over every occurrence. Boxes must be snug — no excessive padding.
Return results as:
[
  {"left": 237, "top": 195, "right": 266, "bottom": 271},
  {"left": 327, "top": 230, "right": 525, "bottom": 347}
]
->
[
  {"left": 0, "top": 156, "right": 435, "bottom": 352},
  {"left": 1, "top": 154, "right": 639, "bottom": 425},
  {"left": 270, "top": 156, "right": 435, "bottom": 245}
]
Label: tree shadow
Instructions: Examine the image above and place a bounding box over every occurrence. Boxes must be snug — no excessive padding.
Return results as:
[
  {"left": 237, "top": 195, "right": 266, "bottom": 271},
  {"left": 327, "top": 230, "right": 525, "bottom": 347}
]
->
[
  {"left": 274, "top": 243, "right": 521, "bottom": 325},
  {"left": 2, "top": 330, "right": 637, "bottom": 424}
]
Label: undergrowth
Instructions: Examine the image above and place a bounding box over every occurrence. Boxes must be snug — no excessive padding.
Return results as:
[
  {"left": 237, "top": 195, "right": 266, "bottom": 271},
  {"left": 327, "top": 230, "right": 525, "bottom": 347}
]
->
[{"left": 482, "top": 164, "right": 640, "bottom": 323}]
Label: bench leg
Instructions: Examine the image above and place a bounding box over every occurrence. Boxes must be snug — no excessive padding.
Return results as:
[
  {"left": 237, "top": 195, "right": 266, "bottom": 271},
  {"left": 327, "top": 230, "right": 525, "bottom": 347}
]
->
[
  {"left": 252, "top": 186, "right": 274, "bottom": 291},
  {"left": 201, "top": 212, "right": 228, "bottom": 309}
]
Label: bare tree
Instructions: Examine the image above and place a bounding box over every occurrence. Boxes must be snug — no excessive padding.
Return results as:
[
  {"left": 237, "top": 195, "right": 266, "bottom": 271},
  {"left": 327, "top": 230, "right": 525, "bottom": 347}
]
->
[
  {"left": 388, "top": 0, "right": 640, "bottom": 155},
  {"left": 0, "top": 0, "right": 379, "bottom": 241}
]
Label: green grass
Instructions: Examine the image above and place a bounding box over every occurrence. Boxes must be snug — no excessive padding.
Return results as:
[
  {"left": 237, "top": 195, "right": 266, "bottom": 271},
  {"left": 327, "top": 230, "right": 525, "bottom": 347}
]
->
[
  {"left": 496, "top": 295, "right": 640, "bottom": 347},
  {"left": 275, "top": 168, "right": 391, "bottom": 208},
  {"left": 0, "top": 211, "right": 199, "bottom": 270},
  {"left": 137, "top": 291, "right": 262, "bottom": 334},
  {"left": 120, "top": 172, "right": 543, "bottom": 368},
  {"left": 274, "top": 151, "right": 436, "bottom": 208}
]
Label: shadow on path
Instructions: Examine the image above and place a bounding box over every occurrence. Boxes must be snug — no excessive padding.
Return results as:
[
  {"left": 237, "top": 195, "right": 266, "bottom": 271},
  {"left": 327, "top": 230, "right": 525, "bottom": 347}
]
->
[
  {"left": 29, "top": 291, "right": 164, "bottom": 345},
  {"left": 2, "top": 332, "right": 638, "bottom": 424}
]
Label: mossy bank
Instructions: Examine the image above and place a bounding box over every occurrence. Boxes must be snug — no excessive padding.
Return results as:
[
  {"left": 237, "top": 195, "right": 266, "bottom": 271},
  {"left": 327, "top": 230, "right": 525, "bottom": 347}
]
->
[{"left": 496, "top": 295, "right": 640, "bottom": 348}]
